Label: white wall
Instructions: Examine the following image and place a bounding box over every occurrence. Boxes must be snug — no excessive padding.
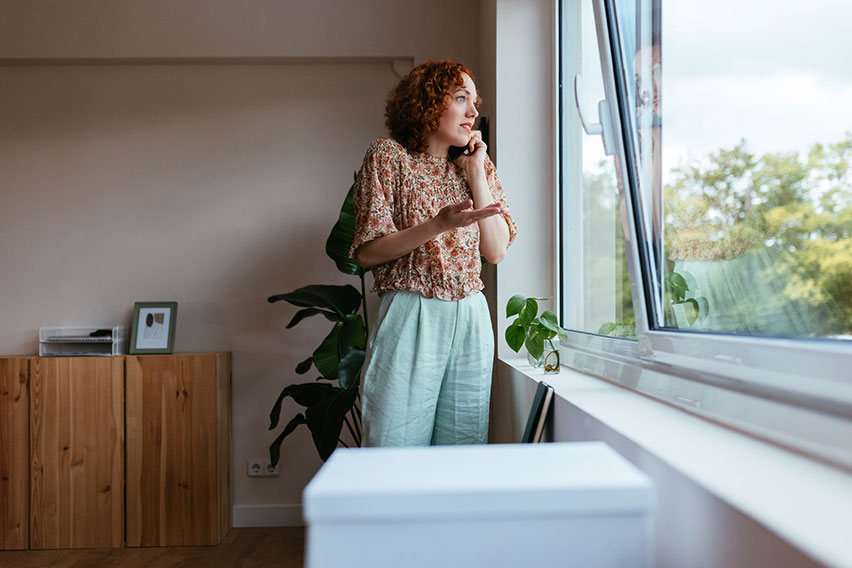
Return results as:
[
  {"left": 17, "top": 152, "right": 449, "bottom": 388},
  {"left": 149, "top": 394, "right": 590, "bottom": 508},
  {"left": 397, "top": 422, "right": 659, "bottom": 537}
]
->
[{"left": 0, "top": 0, "right": 483, "bottom": 522}]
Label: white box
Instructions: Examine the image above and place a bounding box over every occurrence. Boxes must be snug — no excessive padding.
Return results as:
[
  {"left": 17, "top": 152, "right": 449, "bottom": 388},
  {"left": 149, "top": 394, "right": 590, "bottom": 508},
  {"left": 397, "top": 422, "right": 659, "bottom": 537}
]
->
[{"left": 304, "top": 442, "right": 654, "bottom": 568}]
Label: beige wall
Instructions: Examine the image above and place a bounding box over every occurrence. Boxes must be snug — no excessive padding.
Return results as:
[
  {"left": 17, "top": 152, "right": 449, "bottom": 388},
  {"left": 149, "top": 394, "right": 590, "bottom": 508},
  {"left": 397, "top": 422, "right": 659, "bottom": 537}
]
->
[{"left": 0, "top": 1, "right": 483, "bottom": 518}]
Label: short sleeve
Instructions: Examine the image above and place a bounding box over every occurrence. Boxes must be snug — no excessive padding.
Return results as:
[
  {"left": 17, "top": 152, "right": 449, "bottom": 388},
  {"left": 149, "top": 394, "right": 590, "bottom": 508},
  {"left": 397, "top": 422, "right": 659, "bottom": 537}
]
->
[
  {"left": 350, "top": 140, "right": 401, "bottom": 258},
  {"left": 484, "top": 155, "right": 518, "bottom": 246}
]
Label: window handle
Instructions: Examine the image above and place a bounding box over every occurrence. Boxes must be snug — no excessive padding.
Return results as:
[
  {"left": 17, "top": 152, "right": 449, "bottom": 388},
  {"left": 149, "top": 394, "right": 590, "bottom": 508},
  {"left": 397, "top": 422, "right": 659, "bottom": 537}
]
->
[{"left": 573, "top": 74, "right": 614, "bottom": 156}]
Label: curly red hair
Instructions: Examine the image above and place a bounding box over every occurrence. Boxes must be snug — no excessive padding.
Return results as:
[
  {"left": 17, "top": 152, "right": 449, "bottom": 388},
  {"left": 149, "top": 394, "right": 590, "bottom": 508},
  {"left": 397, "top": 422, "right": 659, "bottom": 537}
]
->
[{"left": 385, "top": 60, "right": 481, "bottom": 153}]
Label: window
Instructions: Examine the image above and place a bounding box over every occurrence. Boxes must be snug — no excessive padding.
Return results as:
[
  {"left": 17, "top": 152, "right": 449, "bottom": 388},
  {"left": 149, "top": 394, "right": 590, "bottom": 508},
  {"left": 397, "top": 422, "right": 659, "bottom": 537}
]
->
[{"left": 559, "top": 0, "right": 852, "bottom": 468}]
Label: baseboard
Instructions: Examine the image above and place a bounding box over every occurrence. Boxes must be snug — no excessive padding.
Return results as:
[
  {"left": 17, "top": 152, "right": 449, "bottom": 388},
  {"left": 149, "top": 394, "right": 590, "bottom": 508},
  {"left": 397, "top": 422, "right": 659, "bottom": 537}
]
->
[{"left": 233, "top": 504, "right": 305, "bottom": 527}]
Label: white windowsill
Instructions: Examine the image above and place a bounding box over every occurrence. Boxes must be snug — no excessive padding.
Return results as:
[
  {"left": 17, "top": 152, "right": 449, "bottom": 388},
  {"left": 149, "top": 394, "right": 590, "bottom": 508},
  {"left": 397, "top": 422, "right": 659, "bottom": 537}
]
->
[{"left": 499, "top": 355, "right": 852, "bottom": 568}]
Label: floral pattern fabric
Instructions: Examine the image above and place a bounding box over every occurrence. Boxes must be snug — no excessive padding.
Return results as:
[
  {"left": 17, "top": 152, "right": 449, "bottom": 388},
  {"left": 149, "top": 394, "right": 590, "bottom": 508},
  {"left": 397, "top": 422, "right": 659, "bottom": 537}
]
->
[{"left": 350, "top": 138, "right": 517, "bottom": 301}]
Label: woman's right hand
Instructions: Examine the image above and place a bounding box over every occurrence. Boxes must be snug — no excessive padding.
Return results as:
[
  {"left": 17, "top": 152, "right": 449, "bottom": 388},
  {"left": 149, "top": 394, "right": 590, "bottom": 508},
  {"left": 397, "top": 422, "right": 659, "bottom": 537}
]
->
[{"left": 434, "top": 199, "right": 503, "bottom": 232}]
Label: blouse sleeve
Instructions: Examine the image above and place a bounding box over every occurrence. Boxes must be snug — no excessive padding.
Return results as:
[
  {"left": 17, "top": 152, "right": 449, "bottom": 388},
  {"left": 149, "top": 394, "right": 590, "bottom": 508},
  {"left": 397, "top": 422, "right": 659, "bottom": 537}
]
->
[
  {"left": 484, "top": 155, "right": 518, "bottom": 246},
  {"left": 349, "top": 140, "right": 401, "bottom": 258}
]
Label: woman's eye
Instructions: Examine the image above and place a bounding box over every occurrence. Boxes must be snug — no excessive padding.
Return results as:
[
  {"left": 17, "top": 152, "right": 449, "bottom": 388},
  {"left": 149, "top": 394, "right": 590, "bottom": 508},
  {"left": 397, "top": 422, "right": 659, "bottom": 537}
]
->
[{"left": 456, "top": 95, "right": 466, "bottom": 103}]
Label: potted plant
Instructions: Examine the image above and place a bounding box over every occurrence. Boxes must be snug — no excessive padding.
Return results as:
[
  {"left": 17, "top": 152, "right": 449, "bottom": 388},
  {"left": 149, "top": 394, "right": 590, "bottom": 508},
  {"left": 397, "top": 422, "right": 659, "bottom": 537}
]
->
[
  {"left": 267, "top": 177, "right": 369, "bottom": 464},
  {"left": 505, "top": 295, "right": 568, "bottom": 372}
]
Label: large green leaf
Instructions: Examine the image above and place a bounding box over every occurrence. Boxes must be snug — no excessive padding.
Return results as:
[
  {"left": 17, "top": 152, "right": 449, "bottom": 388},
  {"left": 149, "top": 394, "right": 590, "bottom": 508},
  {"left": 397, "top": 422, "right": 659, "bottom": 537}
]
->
[
  {"left": 313, "top": 322, "right": 343, "bottom": 378},
  {"left": 312, "top": 314, "right": 367, "bottom": 379},
  {"left": 525, "top": 323, "right": 545, "bottom": 360},
  {"left": 538, "top": 311, "right": 560, "bottom": 333},
  {"left": 295, "top": 357, "right": 313, "bottom": 375},
  {"left": 326, "top": 182, "right": 365, "bottom": 276},
  {"left": 337, "top": 346, "right": 365, "bottom": 390},
  {"left": 305, "top": 387, "right": 359, "bottom": 461},
  {"left": 506, "top": 295, "right": 526, "bottom": 317},
  {"left": 519, "top": 298, "right": 539, "bottom": 327},
  {"left": 269, "top": 413, "right": 306, "bottom": 466},
  {"left": 268, "top": 382, "right": 337, "bottom": 430},
  {"left": 268, "top": 284, "right": 361, "bottom": 318},
  {"left": 505, "top": 321, "right": 525, "bottom": 352},
  {"left": 286, "top": 307, "right": 340, "bottom": 329}
]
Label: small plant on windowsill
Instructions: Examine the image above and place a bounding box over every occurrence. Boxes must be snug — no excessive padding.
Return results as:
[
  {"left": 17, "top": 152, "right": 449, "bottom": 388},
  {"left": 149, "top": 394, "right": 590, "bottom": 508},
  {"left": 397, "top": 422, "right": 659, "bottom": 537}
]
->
[{"left": 505, "top": 295, "right": 568, "bottom": 373}]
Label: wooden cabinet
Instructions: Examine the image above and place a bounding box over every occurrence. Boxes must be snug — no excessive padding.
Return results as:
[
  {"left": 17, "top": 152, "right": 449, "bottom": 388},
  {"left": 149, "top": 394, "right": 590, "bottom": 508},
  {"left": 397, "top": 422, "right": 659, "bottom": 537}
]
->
[
  {"left": 29, "top": 357, "right": 124, "bottom": 549},
  {"left": 0, "top": 352, "right": 231, "bottom": 551},
  {"left": 0, "top": 358, "right": 29, "bottom": 550},
  {"left": 126, "top": 352, "right": 231, "bottom": 546}
]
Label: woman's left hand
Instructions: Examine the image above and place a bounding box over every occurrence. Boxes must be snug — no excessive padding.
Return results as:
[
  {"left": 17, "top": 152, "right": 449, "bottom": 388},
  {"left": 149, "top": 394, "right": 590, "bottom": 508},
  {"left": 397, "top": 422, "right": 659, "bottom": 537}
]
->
[{"left": 453, "top": 130, "right": 487, "bottom": 178}]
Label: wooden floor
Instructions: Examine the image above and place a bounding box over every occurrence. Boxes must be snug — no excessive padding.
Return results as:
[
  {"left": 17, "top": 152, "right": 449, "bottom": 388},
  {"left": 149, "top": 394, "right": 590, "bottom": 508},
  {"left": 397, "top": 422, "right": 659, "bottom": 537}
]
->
[{"left": 0, "top": 527, "right": 306, "bottom": 568}]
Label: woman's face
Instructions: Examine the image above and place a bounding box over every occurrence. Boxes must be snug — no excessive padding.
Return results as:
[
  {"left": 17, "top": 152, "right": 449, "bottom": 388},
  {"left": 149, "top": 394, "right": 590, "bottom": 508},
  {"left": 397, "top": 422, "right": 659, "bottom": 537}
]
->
[{"left": 428, "top": 73, "right": 479, "bottom": 153}]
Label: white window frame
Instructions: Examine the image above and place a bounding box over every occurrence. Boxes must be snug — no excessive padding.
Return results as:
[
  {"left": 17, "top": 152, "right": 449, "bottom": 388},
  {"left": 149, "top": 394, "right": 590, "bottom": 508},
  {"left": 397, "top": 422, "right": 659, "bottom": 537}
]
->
[{"left": 558, "top": 0, "right": 852, "bottom": 470}]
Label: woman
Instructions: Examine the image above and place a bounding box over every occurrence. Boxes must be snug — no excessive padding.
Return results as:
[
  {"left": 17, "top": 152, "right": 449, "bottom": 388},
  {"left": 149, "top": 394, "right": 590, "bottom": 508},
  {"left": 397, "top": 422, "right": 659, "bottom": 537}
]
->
[{"left": 351, "top": 60, "right": 517, "bottom": 447}]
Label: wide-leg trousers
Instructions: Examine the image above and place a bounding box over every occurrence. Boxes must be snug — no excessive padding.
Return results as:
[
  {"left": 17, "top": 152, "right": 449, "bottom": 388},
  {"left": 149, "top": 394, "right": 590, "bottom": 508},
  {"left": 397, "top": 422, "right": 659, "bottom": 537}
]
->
[{"left": 361, "top": 290, "right": 494, "bottom": 447}]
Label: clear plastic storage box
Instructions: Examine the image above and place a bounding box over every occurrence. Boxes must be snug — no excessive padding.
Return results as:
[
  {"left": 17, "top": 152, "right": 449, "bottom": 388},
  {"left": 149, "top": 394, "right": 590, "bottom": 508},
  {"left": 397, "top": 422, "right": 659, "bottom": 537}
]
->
[{"left": 38, "top": 326, "right": 129, "bottom": 356}]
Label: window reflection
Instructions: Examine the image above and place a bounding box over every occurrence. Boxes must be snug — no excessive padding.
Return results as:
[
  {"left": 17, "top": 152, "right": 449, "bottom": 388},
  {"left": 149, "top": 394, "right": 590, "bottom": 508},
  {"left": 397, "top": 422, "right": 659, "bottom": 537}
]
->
[{"left": 625, "top": 0, "right": 852, "bottom": 339}]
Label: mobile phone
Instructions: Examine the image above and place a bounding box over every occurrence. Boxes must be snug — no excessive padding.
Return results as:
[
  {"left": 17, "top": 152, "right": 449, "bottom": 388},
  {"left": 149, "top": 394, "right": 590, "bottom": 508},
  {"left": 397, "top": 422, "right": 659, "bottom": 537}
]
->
[
  {"left": 448, "top": 144, "right": 469, "bottom": 160},
  {"left": 448, "top": 116, "right": 489, "bottom": 160}
]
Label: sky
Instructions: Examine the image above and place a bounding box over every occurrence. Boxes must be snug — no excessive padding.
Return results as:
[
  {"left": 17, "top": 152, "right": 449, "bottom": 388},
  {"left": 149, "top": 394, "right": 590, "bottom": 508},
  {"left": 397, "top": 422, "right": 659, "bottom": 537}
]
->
[
  {"left": 662, "top": 0, "right": 852, "bottom": 169},
  {"left": 578, "top": 0, "right": 852, "bottom": 177}
]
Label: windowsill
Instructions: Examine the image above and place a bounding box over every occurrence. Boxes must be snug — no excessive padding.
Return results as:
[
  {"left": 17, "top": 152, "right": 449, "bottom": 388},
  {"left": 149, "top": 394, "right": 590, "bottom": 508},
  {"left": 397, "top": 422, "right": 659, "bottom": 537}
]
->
[{"left": 498, "top": 355, "right": 852, "bottom": 567}]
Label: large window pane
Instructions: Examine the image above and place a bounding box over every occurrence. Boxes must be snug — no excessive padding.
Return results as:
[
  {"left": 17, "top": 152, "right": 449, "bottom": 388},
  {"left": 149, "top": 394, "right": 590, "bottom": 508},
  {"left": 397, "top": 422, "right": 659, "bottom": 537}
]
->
[
  {"left": 561, "top": 0, "right": 635, "bottom": 338},
  {"left": 625, "top": 0, "right": 852, "bottom": 339}
]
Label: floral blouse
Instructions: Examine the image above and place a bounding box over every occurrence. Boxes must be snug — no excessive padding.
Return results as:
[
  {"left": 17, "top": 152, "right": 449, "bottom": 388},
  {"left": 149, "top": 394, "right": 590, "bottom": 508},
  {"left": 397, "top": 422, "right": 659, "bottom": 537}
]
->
[{"left": 350, "top": 138, "right": 517, "bottom": 301}]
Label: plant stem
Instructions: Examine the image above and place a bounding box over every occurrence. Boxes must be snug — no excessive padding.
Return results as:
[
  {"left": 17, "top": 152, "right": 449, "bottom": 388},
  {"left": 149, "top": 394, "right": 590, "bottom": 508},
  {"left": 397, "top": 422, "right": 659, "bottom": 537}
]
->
[
  {"left": 343, "top": 415, "right": 358, "bottom": 444},
  {"left": 360, "top": 273, "right": 369, "bottom": 338},
  {"left": 350, "top": 407, "right": 361, "bottom": 443}
]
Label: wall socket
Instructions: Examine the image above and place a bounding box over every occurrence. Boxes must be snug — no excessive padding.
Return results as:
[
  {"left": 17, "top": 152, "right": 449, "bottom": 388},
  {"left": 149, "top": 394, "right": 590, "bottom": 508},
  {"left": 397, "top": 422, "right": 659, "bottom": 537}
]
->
[{"left": 247, "top": 458, "right": 280, "bottom": 477}]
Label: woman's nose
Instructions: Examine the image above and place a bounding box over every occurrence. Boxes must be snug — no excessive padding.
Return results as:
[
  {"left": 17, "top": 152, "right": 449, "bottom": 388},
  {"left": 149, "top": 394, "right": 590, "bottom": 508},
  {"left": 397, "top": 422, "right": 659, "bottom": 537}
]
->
[{"left": 467, "top": 103, "right": 479, "bottom": 118}]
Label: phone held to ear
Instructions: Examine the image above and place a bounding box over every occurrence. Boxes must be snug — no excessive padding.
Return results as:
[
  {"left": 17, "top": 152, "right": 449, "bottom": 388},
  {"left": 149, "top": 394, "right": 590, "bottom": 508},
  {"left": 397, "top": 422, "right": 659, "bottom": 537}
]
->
[{"left": 448, "top": 117, "right": 489, "bottom": 161}]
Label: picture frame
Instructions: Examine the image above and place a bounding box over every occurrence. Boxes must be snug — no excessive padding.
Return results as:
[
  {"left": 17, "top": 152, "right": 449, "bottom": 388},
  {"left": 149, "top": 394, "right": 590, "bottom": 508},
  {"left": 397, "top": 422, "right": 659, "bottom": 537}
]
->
[{"left": 129, "top": 301, "right": 178, "bottom": 354}]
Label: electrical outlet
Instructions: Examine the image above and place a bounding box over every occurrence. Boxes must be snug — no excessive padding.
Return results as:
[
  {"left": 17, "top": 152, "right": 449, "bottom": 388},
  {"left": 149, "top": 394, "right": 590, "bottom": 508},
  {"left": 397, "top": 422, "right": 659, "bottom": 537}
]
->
[
  {"left": 247, "top": 459, "right": 263, "bottom": 477},
  {"left": 262, "top": 458, "right": 280, "bottom": 477}
]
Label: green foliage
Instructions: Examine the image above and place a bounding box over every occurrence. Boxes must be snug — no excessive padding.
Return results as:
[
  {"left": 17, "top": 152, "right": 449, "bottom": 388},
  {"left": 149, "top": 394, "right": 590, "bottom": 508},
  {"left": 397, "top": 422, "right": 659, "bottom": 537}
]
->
[
  {"left": 665, "top": 132, "right": 852, "bottom": 335},
  {"left": 267, "top": 180, "right": 367, "bottom": 465},
  {"left": 505, "top": 295, "right": 567, "bottom": 361}
]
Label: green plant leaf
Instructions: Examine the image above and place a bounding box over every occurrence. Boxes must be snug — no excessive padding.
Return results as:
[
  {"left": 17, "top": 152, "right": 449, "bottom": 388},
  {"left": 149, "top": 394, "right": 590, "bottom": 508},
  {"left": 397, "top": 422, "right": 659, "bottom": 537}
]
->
[
  {"left": 326, "top": 182, "right": 365, "bottom": 276},
  {"left": 269, "top": 413, "right": 306, "bottom": 466},
  {"left": 338, "top": 314, "right": 367, "bottom": 356},
  {"left": 285, "top": 307, "right": 340, "bottom": 329},
  {"left": 666, "top": 272, "right": 689, "bottom": 303},
  {"left": 525, "top": 323, "right": 545, "bottom": 360},
  {"left": 519, "top": 298, "right": 539, "bottom": 327},
  {"left": 683, "top": 298, "right": 700, "bottom": 326},
  {"left": 312, "top": 315, "right": 367, "bottom": 379},
  {"left": 313, "top": 322, "right": 343, "bottom": 378},
  {"left": 506, "top": 295, "right": 526, "bottom": 317},
  {"left": 538, "top": 311, "right": 560, "bottom": 333},
  {"left": 268, "top": 284, "right": 361, "bottom": 318},
  {"left": 268, "top": 382, "right": 336, "bottom": 430},
  {"left": 337, "top": 346, "right": 365, "bottom": 390},
  {"left": 305, "top": 387, "right": 359, "bottom": 461},
  {"left": 598, "top": 322, "right": 617, "bottom": 336},
  {"left": 295, "top": 357, "right": 313, "bottom": 374},
  {"left": 505, "top": 322, "right": 526, "bottom": 352}
]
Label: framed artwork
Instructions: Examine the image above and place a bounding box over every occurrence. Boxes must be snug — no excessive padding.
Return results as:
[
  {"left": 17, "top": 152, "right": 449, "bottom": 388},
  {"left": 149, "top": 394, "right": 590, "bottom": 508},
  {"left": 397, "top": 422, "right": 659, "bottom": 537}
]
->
[{"left": 129, "top": 301, "right": 178, "bottom": 354}]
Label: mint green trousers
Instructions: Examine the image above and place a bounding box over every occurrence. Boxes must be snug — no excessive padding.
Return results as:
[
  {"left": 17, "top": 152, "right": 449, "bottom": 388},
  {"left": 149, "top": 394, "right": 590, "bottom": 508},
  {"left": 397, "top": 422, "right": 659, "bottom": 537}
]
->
[{"left": 361, "top": 290, "right": 494, "bottom": 447}]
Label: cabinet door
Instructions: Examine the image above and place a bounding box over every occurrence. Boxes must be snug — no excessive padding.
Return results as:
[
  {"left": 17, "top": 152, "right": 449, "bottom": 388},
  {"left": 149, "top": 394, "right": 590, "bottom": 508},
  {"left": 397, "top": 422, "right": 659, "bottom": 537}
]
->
[
  {"left": 0, "top": 358, "right": 29, "bottom": 550},
  {"left": 29, "top": 357, "right": 124, "bottom": 549},
  {"left": 126, "top": 353, "right": 231, "bottom": 546}
]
